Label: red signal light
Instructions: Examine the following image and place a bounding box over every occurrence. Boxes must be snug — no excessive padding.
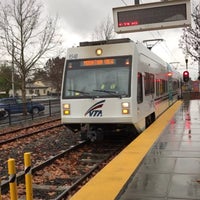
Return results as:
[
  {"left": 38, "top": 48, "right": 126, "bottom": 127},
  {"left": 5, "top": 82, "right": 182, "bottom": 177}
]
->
[
  {"left": 183, "top": 70, "right": 189, "bottom": 82},
  {"left": 183, "top": 71, "right": 189, "bottom": 75}
]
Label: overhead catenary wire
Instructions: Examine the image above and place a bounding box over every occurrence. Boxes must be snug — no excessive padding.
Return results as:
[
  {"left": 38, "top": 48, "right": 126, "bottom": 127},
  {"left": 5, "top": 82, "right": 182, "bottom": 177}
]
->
[
  {"left": 156, "top": 31, "right": 179, "bottom": 62},
  {"left": 120, "top": 0, "right": 128, "bottom": 5},
  {"left": 118, "top": 0, "right": 180, "bottom": 66},
  {"left": 145, "top": 30, "right": 180, "bottom": 65},
  {"left": 120, "top": 0, "right": 143, "bottom": 6}
]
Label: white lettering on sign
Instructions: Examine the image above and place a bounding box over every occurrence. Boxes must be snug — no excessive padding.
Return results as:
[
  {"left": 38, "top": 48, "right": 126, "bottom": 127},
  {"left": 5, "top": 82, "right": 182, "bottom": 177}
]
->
[{"left": 69, "top": 54, "right": 78, "bottom": 59}]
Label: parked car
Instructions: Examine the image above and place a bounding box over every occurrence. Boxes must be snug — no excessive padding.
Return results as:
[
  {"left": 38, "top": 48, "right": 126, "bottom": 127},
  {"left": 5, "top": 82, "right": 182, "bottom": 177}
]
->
[
  {"left": 0, "top": 97, "right": 45, "bottom": 116},
  {"left": 0, "top": 108, "right": 6, "bottom": 119}
]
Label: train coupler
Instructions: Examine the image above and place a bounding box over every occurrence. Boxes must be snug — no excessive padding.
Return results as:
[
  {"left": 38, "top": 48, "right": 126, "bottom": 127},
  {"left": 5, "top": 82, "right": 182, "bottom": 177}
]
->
[{"left": 88, "top": 129, "right": 104, "bottom": 142}]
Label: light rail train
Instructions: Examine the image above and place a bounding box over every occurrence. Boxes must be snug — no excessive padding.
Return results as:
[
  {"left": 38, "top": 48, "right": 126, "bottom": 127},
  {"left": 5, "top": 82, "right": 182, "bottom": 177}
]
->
[{"left": 61, "top": 38, "right": 181, "bottom": 141}]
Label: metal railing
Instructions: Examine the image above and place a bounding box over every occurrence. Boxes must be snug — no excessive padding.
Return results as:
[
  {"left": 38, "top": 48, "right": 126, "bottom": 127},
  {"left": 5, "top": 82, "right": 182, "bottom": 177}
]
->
[
  {"left": 0, "top": 98, "right": 61, "bottom": 128},
  {"left": 182, "top": 91, "right": 200, "bottom": 100}
]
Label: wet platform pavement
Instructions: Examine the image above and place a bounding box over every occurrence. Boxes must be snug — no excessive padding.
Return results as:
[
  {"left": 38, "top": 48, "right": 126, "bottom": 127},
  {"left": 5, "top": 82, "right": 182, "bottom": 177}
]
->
[{"left": 117, "top": 100, "right": 200, "bottom": 200}]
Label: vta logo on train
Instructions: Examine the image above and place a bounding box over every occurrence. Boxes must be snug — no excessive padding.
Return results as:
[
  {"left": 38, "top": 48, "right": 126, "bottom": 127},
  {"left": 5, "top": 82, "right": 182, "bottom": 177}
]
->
[{"left": 84, "top": 100, "right": 105, "bottom": 117}]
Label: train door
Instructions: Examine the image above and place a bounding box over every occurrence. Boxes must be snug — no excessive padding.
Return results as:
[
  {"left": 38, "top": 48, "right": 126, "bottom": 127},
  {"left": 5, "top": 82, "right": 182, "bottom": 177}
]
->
[
  {"left": 168, "top": 72, "right": 173, "bottom": 106},
  {"left": 144, "top": 72, "right": 155, "bottom": 110},
  {"left": 144, "top": 72, "right": 156, "bottom": 127},
  {"left": 136, "top": 71, "right": 155, "bottom": 131}
]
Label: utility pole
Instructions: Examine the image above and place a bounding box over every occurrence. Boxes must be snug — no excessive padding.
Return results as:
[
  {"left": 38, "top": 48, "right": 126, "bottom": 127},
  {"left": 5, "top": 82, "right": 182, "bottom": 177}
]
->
[
  {"left": 185, "top": 55, "right": 188, "bottom": 70},
  {"left": 12, "top": 40, "right": 15, "bottom": 97},
  {"left": 198, "top": 57, "right": 200, "bottom": 80}
]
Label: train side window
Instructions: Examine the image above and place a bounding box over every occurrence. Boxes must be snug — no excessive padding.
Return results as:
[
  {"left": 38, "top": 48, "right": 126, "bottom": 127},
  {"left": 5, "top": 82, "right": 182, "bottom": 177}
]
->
[
  {"left": 144, "top": 72, "right": 154, "bottom": 95},
  {"left": 159, "top": 79, "right": 167, "bottom": 95},
  {"left": 160, "top": 80, "right": 164, "bottom": 95},
  {"left": 137, "top": 72, "right": 143, "bottom": 103},
  {"left": 156, "top": 79, "right": 168, "bottom": 96},
  {"left": 149, "top": 73, "right": 155, "bottom": 93},
  {"left": 156, "top": 79, "right": 160, "bottom": 96}
]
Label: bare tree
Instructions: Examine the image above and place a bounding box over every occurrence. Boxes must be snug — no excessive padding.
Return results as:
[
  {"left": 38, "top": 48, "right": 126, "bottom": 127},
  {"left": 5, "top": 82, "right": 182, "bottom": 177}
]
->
[
  {"left": 179, "top": 4, "right": 200, "bottom": 75},
  {"left": 0, "top": 0, "right": 62, "bottom": 108},
  {"left": 92, "top": 15, "right": 116, "bottom": 41}
]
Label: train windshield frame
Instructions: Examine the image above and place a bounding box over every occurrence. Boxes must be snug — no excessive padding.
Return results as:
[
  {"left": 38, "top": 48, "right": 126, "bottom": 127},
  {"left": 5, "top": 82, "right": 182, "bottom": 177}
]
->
[{"left": 62, "top": 56, "right": 132, "bottom": 99}]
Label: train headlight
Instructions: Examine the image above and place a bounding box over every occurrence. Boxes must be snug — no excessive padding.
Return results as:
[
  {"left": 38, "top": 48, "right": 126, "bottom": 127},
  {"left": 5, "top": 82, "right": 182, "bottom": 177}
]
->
[
  {"left": 122, "top": 102, "right": 129, "bottom": 108},
  {"left": 63, "top": 103, "right": 70, "bottom": 115},
  {"left": 121, "top": 102, "right": 130, "bottom": 115},
  {"left": 122, "top": 109, "right": 129, "bottom": 114},
  {"left": 96, "top": 48, "right": 103, "bottom": 56},
  {"left": 64, "top": 110, "right": 70, "bottom": 115},
  {"left": 63, "top": 104, "right": 70, "bottom": 109}
]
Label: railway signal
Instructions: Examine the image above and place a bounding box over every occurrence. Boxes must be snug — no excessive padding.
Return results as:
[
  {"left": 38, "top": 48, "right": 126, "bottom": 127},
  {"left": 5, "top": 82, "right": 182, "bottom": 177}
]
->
[{"left": 183, "top": 70, "right": 189, "bottom": 82}]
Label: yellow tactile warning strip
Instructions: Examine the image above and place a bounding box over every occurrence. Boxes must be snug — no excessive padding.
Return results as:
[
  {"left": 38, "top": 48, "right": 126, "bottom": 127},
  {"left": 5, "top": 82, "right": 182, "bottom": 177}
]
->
[{"left": 70, "top": 101, "right": 182, "bottom": 200}]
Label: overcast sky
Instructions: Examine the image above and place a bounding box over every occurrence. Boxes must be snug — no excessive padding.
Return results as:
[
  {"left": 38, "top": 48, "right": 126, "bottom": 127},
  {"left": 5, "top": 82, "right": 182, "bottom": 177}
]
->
[{"left": 42, "top": 0, "right": 198, "bottom": 79}]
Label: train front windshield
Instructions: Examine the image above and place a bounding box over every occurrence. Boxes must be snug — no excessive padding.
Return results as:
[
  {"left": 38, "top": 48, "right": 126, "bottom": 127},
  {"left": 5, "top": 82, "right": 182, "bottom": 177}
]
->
[{"left": 62, "top": 56, "right": 131, "bottom": 99}]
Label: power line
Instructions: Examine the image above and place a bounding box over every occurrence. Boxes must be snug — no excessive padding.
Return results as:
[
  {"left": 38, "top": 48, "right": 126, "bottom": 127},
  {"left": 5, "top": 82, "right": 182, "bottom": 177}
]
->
[
  {"left": 120, "top": 0, "right": 143, "bottom": 5},
  {"left": 120, "top": 0, "right": 128, "bottom": 5},
  {"left": 152, "top": 31, "right": 179, "bottom": 63}
]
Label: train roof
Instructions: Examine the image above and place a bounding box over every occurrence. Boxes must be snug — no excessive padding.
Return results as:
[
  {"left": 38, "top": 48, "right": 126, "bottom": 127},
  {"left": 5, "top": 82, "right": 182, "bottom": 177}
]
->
[
  {"left": 79, "top": 39, "right": 164, "bottom": 62},
  {"left": 75, "top": 38, "right": 176, "bottom": 72},
  {"left": 79, "top": 38, "right": 132, "bottom": 47}
]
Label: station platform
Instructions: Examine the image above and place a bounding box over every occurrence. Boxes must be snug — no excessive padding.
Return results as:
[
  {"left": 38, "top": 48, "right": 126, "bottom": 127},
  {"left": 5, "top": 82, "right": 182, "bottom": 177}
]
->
[{"left": 70, "top": 100, "right": 200, "bottom": 200}]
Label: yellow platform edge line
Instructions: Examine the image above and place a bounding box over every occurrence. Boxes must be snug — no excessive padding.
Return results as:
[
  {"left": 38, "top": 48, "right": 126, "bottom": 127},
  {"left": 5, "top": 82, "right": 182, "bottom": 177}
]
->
[{"left": 70, "top": 100, "right": 182, "bottom": 200}]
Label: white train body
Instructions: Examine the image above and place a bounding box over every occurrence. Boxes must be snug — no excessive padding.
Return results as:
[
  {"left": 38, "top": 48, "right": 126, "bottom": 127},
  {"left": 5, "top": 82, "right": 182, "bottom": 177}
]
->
[{"left": 61, "top": 38, "right": 181, "bottom": 138}]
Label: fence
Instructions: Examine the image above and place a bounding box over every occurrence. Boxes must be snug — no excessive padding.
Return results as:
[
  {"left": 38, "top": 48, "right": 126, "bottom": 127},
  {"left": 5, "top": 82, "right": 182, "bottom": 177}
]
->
[
  {"left": 0, "top": 98, "right": 60, "bottom": 127},
  {"left": 190, "top": 92, "right": 200, "bottom": 99},
  {"left": 182, "top": 92, "right": 200, "bottom": 100}
]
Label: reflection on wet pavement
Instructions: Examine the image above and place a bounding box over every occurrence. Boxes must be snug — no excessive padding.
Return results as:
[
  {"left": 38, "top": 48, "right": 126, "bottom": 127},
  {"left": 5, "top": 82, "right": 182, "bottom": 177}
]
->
[{"left": 118, "top": 100, "right": 200, "bottom": 200}]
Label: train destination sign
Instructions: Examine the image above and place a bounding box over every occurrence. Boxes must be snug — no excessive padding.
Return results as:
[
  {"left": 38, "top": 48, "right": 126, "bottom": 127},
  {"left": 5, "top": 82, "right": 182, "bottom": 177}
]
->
[
  {"left": 113, "top": 0, "right": 191, "bottom": 33},
  {"left": 82, "top": 59, "right": 115, "bottom": 66}
]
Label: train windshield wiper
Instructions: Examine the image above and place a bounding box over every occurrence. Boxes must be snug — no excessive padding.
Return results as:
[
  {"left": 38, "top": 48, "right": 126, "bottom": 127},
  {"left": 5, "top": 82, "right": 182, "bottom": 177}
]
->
[
  {"left": 93, "top": 89, "right": 124, "bottom": 98},
  {"left": 93, "top": 89, "right": 116, "bottom": 94}
]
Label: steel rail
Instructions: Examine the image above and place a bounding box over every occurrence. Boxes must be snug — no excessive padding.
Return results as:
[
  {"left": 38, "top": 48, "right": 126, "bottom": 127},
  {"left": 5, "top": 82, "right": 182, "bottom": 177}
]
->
[
  {"left": 1, "top": 140, "right": 88, "bottom": 194},
  {"left": 0, "top": 118, "right": 60, "bottom": 136}
]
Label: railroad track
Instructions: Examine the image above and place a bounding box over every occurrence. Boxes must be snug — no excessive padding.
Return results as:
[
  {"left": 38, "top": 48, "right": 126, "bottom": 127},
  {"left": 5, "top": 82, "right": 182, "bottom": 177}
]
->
[
  {"left": 0, "top": 120, "right": 61, "bottom": 145},
  {"left": 1, "top": 133, "right": 133, "bottom": 199},
  {"left": 0, "top": 117, "right": 136, "bottom": 199},
  {"left": 0, "top": 117, "right": 61, "bottom": 140},
  {"left": 0, "top": 119, "right": 80, "bottom": 184}
]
